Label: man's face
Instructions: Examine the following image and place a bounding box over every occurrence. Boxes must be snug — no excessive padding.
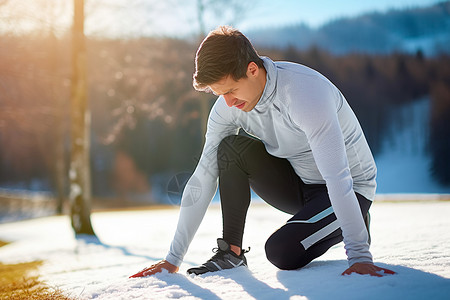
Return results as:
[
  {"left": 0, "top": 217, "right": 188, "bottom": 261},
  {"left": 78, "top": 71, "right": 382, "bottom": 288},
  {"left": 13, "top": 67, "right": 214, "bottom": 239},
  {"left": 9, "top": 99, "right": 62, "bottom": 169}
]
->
[{"left": 208, "top": 63, "right": 266, "bottom": 112}]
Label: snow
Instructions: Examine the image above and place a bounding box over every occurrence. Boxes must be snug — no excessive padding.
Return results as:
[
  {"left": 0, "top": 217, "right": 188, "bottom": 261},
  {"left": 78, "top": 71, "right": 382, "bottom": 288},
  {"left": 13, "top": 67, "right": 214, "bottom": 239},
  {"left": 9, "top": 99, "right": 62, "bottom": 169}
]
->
[
  {"left": 375, "top": 98, "right": 450, "bottom": 194},
  {"left": 1, "top": 200, "right": 450, "bottom": 299}
]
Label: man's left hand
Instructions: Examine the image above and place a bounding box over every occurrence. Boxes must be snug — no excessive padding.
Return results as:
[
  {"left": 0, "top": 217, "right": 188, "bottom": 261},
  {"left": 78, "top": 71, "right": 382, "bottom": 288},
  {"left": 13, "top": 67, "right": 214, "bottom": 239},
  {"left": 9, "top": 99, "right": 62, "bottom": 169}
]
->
[{"left": 342, "top": 262, "right": 396, "bottom": 277}]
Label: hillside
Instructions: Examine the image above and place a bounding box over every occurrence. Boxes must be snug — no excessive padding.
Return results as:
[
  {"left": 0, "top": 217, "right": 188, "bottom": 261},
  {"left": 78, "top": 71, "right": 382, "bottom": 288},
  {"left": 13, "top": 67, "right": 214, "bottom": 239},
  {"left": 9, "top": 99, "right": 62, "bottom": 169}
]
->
[{"left": 248, "top": 1, "right": 450, "bottom": 56}]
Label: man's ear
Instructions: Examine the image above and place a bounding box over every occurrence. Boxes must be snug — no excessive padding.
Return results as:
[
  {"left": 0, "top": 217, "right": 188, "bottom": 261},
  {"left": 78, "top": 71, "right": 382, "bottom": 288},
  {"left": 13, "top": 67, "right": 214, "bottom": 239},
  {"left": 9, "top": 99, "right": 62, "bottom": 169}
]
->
[{"left": 247, "top": 62, "right": 259, "bottom": 77}]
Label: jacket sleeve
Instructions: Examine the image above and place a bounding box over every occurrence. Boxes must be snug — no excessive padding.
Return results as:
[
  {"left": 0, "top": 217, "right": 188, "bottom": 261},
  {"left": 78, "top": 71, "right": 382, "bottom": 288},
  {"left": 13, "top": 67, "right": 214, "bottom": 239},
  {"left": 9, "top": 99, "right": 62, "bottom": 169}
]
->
[
  {"left": 165, "top": 98, "right": 239, "bottom": 267},
  {"left": 290, "top": 78, "right": 373, "bottom": 267}
]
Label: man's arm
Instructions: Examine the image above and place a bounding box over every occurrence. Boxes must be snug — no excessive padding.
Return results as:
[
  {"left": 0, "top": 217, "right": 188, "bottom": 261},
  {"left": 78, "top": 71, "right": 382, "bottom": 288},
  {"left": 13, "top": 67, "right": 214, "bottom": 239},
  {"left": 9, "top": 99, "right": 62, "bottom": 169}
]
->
[
  {"left": 291, "top": 79, "right": 372, "bottom": 265},
  {"left": 290, "top": 78, "right": 394, "bottom": 276},
  {"left": 130, "top": 98, "right": 239, "bottom": 277}
]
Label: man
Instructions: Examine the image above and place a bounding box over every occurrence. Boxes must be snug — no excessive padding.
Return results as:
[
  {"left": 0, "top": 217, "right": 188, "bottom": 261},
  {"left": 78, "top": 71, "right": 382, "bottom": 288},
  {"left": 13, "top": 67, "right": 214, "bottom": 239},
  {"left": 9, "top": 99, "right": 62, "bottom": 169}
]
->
[{"left": 130, "top": 26, "right": 395, "bottom": 278}]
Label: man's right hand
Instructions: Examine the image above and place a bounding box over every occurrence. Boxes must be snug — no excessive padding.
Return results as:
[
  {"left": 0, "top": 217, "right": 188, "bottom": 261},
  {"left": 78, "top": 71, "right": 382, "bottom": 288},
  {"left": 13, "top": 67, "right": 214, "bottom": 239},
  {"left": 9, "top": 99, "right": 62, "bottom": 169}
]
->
[{"left": 129, "top": 260, "right": 179, "bottom": 278}]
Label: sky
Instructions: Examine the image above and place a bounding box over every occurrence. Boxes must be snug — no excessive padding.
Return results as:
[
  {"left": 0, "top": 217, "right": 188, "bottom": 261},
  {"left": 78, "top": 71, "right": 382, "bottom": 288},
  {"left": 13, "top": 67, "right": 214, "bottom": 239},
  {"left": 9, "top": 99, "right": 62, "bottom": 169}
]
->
[
  {"left": 0, "top": 0, "right": 446, "bottom": 38},
  {"left": 240, "top": 0, "right": 446, "bottom": 30},
  {"left": 135, "top": 0, "right": 448, "bottom": 37}
]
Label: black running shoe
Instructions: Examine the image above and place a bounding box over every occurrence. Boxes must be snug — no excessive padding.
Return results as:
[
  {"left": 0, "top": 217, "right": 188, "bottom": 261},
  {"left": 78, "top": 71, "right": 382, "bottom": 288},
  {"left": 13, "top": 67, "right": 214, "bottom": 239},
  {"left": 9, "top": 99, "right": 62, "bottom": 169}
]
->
[{"left": 187, "top": 238, "right": 249, "bottom": 275}]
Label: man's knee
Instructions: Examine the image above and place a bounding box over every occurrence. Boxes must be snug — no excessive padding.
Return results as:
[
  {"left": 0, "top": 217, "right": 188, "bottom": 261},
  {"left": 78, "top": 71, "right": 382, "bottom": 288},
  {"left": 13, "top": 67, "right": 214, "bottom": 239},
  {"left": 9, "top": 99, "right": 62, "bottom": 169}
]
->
[
  {"left": 217, "top": 135, "right": 254, "bottom": 155},
  {"left": 217, "top": 135, "right": 257, "bottom": 167},
  {"left": 218, "top": 135, "right": 239, "bottom": 157},
  {"left": 265, "top": 231, "right": 307, "bottom": 270}
]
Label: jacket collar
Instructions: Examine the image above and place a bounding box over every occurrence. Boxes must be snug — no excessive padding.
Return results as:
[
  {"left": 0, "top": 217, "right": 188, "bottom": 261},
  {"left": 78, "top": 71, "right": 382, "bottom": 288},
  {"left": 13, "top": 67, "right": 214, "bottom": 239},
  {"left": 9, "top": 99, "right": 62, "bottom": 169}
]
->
[{"left": 254, "top": 56, "right": 277, "bottom": 112}]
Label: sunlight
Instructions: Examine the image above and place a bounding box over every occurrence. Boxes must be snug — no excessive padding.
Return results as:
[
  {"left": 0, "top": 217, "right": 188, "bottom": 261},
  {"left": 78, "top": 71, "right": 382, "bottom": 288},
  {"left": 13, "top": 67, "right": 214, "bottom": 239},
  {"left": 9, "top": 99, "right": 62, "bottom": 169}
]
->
[
  {"left": 0, "top": 0, "right": 198, "bottom": 38},
  {"left": 0, "top": 0, "right": 72, "bottom": 37}
]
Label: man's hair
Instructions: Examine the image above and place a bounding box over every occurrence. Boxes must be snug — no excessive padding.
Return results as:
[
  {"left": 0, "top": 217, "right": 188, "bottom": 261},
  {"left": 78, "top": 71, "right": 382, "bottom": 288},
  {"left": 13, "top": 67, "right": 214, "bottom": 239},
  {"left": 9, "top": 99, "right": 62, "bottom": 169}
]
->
[{"left": 193, "top": 26, "right": 264, "bottom": 92}]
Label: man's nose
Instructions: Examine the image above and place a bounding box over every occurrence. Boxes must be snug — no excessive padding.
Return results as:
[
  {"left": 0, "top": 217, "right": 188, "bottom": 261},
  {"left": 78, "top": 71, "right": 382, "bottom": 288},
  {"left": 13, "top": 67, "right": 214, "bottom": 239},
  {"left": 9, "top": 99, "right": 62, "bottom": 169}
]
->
[{"left": 223, "top": 94, "right": 236, "bottom": 107}]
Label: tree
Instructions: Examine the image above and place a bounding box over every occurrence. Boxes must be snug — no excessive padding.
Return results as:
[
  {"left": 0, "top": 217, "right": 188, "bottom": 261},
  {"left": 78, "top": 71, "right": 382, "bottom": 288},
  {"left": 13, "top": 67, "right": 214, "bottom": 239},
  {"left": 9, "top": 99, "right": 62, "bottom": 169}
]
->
[
  {"left": 195, "top": 0, "right": 248, "bottom": 37},
  {"left": 193, "top": 0, "right": 251, "bottom": 139},
  {"left": 70, "top": 0, "right": 96, "bottom": 236},
  {"left": 0, "top": 0, "right": 70, "bottom": 201}
]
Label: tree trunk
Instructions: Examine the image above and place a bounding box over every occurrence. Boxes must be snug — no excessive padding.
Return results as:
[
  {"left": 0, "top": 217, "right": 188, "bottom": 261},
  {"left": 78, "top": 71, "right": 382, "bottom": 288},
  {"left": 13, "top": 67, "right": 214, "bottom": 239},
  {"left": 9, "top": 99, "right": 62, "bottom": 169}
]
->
[
  {"left": 70, "top": 0, "right": 95, "bottom": 236},
  {"left": 48, "top": 30, "right": 66, "bottom": 215}
]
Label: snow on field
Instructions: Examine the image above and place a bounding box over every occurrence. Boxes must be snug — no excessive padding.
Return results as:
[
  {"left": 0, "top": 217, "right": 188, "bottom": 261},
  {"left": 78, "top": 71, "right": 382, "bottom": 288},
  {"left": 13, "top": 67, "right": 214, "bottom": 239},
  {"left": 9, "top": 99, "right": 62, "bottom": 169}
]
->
[{"left": 0, "top": 200, "right": 450, "bottom": 300}]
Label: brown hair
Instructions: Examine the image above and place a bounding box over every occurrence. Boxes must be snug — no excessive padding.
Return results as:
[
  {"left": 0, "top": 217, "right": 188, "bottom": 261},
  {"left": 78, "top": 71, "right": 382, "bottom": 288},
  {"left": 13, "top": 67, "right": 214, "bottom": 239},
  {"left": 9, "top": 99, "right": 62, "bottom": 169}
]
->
[{"left": 193, "top": 26, "right": 264, "bottom": 92}]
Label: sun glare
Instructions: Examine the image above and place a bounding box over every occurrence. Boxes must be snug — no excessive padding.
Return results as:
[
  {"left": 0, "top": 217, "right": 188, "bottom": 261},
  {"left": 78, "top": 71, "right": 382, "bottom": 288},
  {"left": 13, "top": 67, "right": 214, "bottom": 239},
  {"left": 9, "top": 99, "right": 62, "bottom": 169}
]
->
[{"left": 0, "top": 0, "right": 73, "bottom": 37}]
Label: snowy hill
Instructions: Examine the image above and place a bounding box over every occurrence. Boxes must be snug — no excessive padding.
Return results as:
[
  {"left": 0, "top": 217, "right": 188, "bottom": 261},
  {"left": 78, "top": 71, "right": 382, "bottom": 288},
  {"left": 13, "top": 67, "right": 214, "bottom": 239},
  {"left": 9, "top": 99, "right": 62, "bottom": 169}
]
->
[
  {"left": 374, "top": 98, "right": 450, "bottom": 194},
  {"left": 248, "top": 1, "right": 450, "bottom": 56}
]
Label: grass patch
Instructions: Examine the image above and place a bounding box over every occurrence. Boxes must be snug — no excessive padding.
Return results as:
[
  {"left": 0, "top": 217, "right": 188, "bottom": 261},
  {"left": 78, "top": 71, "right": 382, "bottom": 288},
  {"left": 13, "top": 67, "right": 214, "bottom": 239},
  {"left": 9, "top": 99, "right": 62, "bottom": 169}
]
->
[{"left": 0, "top": 242, "right": 72, "bottom": 299}]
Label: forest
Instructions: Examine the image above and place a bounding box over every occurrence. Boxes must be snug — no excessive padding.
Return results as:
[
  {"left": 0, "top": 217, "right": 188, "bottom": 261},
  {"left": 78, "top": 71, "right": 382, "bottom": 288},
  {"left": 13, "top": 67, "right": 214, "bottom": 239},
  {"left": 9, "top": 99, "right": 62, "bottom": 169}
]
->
[{"left": 0, "top": 32, "right": 449, "bottom": 207}]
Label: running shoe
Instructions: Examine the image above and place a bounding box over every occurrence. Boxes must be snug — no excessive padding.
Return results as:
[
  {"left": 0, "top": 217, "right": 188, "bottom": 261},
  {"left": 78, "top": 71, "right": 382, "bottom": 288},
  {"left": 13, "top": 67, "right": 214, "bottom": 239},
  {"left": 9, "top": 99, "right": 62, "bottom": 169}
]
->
[{"left": 187, "top": 238, "right": 249, "bottom": 275}]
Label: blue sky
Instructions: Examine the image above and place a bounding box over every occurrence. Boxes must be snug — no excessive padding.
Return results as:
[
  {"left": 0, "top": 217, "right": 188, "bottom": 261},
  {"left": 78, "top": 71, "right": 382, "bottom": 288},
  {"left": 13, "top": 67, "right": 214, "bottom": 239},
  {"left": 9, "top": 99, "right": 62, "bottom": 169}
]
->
[
  {"left": 239, "top": 0, "right": 446, "bottom": 30},
  {"left": 0, "top": 0, "right": 446, "bottom": 38},
  {"left": 148, "top": 0, "right": 447, "bottom": 37}
]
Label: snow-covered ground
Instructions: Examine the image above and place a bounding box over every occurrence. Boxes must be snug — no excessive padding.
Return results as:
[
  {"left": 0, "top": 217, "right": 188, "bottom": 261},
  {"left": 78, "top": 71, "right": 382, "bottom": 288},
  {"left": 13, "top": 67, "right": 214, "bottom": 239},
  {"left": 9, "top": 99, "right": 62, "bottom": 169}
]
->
[{"left": 0, "top": 200, "right": 450, "bottom": 300}]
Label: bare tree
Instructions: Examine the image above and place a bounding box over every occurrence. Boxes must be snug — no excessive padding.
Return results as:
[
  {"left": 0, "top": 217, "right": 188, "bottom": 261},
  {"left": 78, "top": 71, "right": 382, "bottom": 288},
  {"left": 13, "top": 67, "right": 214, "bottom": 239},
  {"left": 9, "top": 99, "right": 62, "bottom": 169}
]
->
[
  {"left": 194, "top": 0, "right": 251, "bottom": 138},
  {"left": 82, "top": 0, "right": 252, "bottom": 145},
  {"left": 70, "top": 0, "right": 95, "bottom": 236},
  {"left": 195, "top": 0, "right": 248, "bottom": 37}
]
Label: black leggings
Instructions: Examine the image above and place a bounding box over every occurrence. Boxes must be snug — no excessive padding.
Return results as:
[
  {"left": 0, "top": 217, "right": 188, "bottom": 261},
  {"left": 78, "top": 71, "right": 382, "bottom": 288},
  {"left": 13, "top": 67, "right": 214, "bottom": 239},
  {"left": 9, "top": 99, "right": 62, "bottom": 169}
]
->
[{"left": 217, "top": 135, "right": 371, "bottom": 270}]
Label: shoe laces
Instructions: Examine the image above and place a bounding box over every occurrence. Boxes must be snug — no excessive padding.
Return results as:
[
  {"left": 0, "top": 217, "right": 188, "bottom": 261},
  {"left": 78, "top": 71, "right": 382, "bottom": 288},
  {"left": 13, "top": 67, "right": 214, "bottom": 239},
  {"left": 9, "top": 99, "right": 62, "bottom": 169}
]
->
[
  {"left": 209, "top": 246, "right": 250, "bottom": 260},
  {"left": 208, "top": 248, "right": 226, "bottom": 262}
]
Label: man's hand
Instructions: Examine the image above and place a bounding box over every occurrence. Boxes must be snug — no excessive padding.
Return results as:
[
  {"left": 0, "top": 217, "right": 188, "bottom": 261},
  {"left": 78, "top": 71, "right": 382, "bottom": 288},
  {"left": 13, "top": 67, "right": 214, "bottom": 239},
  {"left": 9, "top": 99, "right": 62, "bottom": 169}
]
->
[
  {"left": 342, "top": 262, "right": 396, "bottom": 277},
  {"left": 129, "top": 260, "right": 179, "bottom": 278}
]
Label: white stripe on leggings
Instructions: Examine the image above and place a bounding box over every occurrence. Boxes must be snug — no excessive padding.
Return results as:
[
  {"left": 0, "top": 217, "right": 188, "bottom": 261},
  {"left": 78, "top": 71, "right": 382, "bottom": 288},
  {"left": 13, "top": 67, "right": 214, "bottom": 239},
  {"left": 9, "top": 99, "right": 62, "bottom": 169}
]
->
[
  {"left": 285, "top": 206, "right": 334, "bottom": 224},
  {"left": 300, "top": 220, "right": 340, "bottom": 250}
]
